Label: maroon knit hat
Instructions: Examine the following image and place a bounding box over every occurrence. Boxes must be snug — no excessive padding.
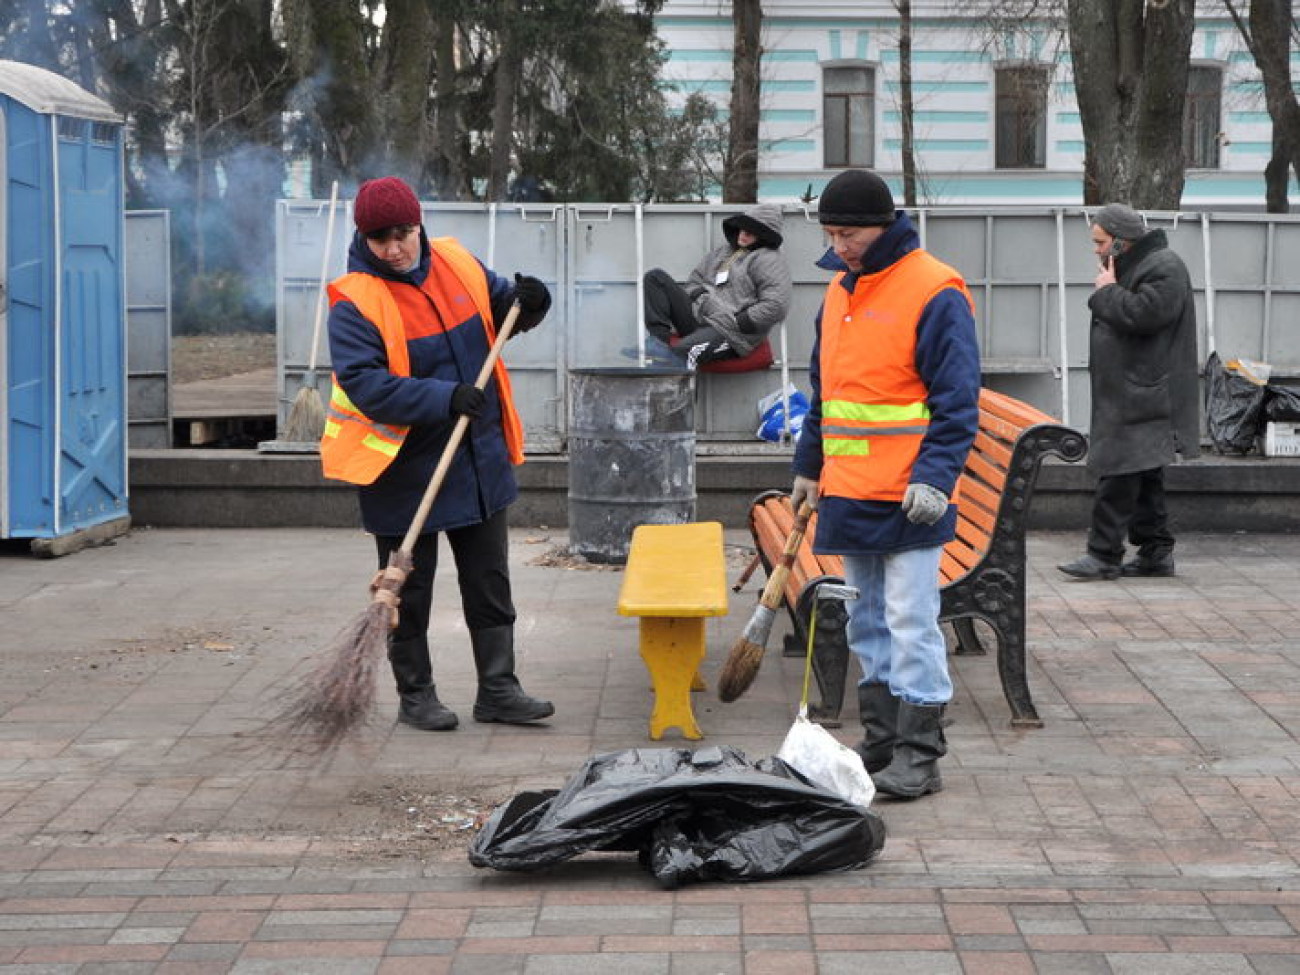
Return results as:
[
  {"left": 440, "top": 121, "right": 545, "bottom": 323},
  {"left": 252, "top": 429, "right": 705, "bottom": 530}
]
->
[{"left": 353, "top": 177, "right": 422, "bottom": 234}]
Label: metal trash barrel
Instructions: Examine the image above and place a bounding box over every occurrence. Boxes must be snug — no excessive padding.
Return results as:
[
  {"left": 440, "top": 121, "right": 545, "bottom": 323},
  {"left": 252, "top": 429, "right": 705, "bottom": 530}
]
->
[{"left": 567, "top": 367, "right": 696, "bottom": 564}]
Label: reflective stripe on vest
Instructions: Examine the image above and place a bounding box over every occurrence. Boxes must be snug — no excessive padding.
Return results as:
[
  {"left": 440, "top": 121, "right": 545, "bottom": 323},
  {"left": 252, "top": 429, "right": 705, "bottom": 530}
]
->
[
  {"left": 319, "top": 238, "right": 502, "bottom": 485},
  {"left": 819, "top": 249, "right": 972, "bottom": 501}
]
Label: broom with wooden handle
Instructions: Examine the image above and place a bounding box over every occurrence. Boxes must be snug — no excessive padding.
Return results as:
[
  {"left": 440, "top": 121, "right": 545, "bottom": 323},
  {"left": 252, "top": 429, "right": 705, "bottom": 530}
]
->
[
  {"left": 717, "top": 498, "right": 815, "bottom": 703},
  {"left": 273, "top": 303, "right": 522, "bottom": 751},
  {"left": 282, "top": 180, "right": 339, "bottom": 444}
]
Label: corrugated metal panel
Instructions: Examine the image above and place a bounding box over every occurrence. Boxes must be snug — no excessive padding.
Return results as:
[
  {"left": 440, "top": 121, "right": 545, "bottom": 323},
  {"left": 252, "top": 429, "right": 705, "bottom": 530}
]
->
[
  {"left": 125, "top": 210, "right": 171, "bottom": 448},
  {"left": 274, "top": 201, "right": 1300, "bottom": 444}
]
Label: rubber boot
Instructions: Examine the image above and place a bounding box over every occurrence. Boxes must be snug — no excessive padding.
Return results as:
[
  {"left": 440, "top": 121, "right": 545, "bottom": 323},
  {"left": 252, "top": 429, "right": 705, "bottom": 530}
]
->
[
  {"left": 854, "top": 682, "right": 899, "bottom": 775},
  {"left": 872, "top": 702, "right": 946, "bottom": 799},
  {"left": 470, "top": 627, "right": 555, "bottom": 724},
  {"left": 389, "top": 636, "right": 458, "bottom": 731}
]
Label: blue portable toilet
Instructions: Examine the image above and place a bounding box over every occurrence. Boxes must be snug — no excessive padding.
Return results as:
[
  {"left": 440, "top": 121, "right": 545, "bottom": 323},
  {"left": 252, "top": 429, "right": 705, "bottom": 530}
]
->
[{"left": 0, "top": 60, "right": 129, "bottom": 553}]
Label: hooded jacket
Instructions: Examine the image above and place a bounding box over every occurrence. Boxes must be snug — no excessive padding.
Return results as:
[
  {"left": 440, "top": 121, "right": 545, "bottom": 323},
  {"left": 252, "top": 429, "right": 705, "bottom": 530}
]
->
[
  {"left": 682, "top": 202, "right": 793, "bottom": 356},
  {"left": 326, "top": 228, "right": 545, "bottom": 536},
  {"left": 1085, "top": 228, "right": 1201, "bottom": 477},
  {"left": 793, "top": 212, "right": 981, "bottom": 555}
]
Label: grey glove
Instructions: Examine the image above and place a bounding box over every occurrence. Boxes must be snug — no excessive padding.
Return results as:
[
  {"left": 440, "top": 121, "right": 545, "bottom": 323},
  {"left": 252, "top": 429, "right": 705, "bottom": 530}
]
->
[
  {"left": 901, "top": 483, "right": 950, "bottom": 525},
  {"left": 791, "top": 475, "right": 819, "bottom": 513}
]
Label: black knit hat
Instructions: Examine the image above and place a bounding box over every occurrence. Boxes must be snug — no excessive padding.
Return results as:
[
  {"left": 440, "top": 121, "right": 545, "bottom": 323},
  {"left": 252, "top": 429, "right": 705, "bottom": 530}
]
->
[{"left": 817, "top": 169, "right": 896, "bottom": 226}]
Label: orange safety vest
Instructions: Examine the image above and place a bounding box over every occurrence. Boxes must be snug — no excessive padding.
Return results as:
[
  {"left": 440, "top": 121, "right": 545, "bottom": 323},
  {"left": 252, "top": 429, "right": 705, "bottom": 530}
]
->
[
  {"left": 819, "top": 249, "right": 974, "bottom": 502},
  {"left": 320, "top": 237, "right": 525, "bottom": 485}
]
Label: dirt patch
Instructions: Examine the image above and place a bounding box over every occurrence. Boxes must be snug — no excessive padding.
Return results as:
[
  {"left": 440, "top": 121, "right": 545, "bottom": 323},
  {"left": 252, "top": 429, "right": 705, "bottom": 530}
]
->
[
  {"left": 173, "top": 332, "right": 276, "bottom": 384},
  {"left": 341, "top": 777, "right": 515, "bottom": 859}
]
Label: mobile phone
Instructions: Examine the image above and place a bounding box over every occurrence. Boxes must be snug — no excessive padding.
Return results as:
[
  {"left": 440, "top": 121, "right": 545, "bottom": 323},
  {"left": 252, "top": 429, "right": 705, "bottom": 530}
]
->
[{"left": 1108, "top": 240, "right": 1125, "bottom": 260}]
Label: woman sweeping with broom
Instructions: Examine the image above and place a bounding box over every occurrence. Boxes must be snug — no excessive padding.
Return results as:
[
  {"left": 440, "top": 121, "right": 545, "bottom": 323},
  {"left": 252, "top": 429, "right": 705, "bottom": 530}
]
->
[{"left": 320, "top": 175, "right": 554, "bottom": 733}]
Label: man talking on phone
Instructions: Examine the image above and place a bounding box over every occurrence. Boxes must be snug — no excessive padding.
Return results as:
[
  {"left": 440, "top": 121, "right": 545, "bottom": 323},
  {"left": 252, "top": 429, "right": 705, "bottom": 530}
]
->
[{"left": 1057, "top": 203, "right": 1200, "bottom": 581}]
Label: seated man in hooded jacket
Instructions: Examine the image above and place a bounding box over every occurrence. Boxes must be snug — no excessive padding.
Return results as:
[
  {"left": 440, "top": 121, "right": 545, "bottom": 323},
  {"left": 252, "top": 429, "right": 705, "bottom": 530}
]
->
[{"left": 639, "top": 202, "right": 792, "bottom": 370}]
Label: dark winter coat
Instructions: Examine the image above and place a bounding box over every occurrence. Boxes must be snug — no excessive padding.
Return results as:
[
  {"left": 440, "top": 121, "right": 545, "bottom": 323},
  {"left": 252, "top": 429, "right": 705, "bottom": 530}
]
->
[
  {"left": 1085, "top": 228, "right": 1201, "bottom": 477},
  {"left": 793, "top": 212, "right": 982, "bottom": 555},
  {"left": 327, "top": 229, "right": 545, "bottom": 537},
  {"left": 683, "top": 202, "right": 792, "bottom": 356}
]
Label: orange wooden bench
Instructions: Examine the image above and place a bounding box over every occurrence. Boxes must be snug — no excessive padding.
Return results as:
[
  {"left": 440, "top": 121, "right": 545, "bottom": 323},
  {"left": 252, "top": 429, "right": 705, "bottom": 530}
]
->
[{"left": 746, "top": 388, "right": 1086, "bottom": 728}]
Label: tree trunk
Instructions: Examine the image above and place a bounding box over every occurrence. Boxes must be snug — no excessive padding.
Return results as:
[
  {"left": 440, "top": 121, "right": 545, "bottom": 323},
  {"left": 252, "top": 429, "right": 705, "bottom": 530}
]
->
[
  {"left": 377, "top": 0, "right": 435, "bottom": 187},
  {"left": 283, "top": 0, "right": 377, "bottom": 194},
  {"left": 432, "top": 6, "right": 469, "bottom": 200},
  {"left": 1066, "top": 0, "right": 1194, "bottom": 208},
  {"left": 1235, "top": 0, "right": 1300, "bottom": 212},
  {"left": 488, "top": 0, "right": 521, "bottom": 201},
  {"left": 898, "top": 0, "right": 917, "bottom": 207},
  {"left": 724, "top": 0, "right": 761, "bottom": 203}
]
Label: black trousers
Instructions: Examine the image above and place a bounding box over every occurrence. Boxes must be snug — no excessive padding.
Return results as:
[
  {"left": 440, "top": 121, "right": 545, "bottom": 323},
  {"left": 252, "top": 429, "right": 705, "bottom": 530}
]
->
[
  {"left": 642, "top": 268, "right": 739, "bottom": 366},
  {"left": 375, "top": 509, "right": 515, "bottom": 689},
  {"left": 1086, "top": 467, "right": 1175, "bottom": 564}
]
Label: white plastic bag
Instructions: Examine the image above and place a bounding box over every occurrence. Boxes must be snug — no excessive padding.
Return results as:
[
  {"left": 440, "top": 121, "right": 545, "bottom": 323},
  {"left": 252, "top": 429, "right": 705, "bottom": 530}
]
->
[{"left": 777, "top": 709, "right": 876, "bottom": 809}]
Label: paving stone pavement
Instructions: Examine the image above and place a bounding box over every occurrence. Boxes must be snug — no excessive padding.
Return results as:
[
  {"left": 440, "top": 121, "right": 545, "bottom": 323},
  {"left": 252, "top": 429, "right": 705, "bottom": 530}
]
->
[{"left": 1, "top": 525, "right": 1298, "bottom": 973}]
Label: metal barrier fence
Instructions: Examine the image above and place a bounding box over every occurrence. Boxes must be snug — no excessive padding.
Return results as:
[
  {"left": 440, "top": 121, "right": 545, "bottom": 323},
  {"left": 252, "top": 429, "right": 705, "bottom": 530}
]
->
[
  {"left": 274, "top": 202, "right": 1300, "bottom": 448},
  {"left": 124, "top": 209, "right": 171, "bottom": 449}
]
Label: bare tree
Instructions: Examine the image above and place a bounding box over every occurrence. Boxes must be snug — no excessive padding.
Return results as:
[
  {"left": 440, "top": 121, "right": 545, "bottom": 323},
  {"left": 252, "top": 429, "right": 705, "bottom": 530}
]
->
[
  {"left": 1224, "top": 0, "right": 1300, "bottom": 211},
  {"left": 1066, "top": 0, "right": 1195, "bottom": 207},
  {"left": 724, "top": 0, "right": 761, "bottom": 203},
  {"left": 375, "top": 0, "right": 435, "bottom": 185},
  {"left": 431, "top": 4, "right": 471, "bottom": 200},
  {"left": 487, "top": 0, "right": 522, "bottom": 201},
  {"left": 897, "top": 0, "right": 917, "bottom": 206},
  {"left": 281, "top": 0, "right": 378, "bottom": 193}
]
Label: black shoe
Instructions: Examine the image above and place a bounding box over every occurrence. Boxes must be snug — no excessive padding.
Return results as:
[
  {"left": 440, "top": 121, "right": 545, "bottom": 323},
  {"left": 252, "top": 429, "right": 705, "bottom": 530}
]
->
[
  {"left": 471, "top": 626, "right": 555, "bottom": 725},
  {"left": 473, "top": 694, "right": 555, "bottom": 724},
  {"left": 872, "top": 702, "right": 946, "bottom": 800},
  {"left": 397, "top": 687, "right": 459, "bottom": 731},
  {"left": 854, "top": 683, "right": 899, "bottom": 776},
  {"left": 1057, "top": 554, "right": 1120, "bottom": 581},
  {"left": 1121, "top": 556, "right": 1176, "bottom": 577}
]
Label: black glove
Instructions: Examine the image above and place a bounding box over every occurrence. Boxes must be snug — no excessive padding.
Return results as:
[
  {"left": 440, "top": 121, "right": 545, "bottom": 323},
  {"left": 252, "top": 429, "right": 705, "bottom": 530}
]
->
[
  {"left": 450, "top": 383, "right": 485, "bottom": 419},
  {"left": 513, "top": 273, "right": 550, "bottom": 315},
  {"left": 735, "top": 309, "right": 759, "bottom": 334}
]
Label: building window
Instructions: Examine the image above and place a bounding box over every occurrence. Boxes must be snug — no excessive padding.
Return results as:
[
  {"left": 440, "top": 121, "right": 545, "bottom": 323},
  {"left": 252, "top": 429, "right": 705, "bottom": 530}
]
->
[
  {"left": 823, "top": 64, "right": 874, "bottom": 168},
  {"left": 995, "top": 65, "right": 1048, "bottom": 168},
  {"left": 1184, "top": 65, "right": 1222, "bottom": 169}
]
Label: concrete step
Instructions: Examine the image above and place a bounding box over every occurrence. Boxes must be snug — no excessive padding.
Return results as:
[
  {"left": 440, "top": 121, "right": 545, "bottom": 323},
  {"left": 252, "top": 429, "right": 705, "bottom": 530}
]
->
[{"left": 127, "top": 448, "right": 1300, "bottom": 533}]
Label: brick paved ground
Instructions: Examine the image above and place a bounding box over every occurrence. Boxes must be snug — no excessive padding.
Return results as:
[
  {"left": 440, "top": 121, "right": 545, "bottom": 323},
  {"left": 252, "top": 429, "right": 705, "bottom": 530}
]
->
[{"left": 1, "top": 526, "right": 1298, "bottom": 973}]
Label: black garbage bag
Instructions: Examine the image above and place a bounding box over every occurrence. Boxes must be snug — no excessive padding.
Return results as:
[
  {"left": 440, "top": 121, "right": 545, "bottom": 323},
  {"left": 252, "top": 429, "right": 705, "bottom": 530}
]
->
[
  {"left": 468, "top": 745, "right": 886, "bottom": 889},
  {"left": 1264, "top": 384, "right": 1300, "bottom": 422},
  {"left": 1205, "top": 351, "right": 1267, "bottom": 454}
]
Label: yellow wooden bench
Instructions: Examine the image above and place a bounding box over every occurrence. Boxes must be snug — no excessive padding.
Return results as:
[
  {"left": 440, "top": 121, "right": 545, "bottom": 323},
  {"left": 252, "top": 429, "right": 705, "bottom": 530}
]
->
[{"left": 617, "top": 521, "right": 729, "bottom": 740}]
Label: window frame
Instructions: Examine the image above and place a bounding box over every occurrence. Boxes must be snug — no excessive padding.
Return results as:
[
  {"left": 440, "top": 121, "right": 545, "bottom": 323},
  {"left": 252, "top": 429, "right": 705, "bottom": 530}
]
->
[
  {"left": 994, "top": 62, "right": 1050, "bottom": 170},
  {"left": 821, "top": 59, "right": 877, "bottom": 169},
  {"left": 1184, "top": 62, "right": 1223, "bottom": 170}
]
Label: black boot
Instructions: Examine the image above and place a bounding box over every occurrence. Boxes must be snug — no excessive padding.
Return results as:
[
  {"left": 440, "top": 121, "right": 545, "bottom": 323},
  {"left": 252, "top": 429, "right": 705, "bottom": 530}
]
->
[
  {"left": 854, "top": 682, "right": 899, "bottom": 775},
  {"left": 389, "top": 636, "right": 458, "bottom": 731},
  {"left": 872, "top": 702, "right": 946, "bottom": 799},
  {"left": 470, "top": 627, "right": 554, "bottom": 724}
]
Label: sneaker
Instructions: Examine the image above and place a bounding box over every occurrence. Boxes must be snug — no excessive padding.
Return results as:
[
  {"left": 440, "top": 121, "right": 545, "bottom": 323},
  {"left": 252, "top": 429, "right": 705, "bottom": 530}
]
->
[
  {"left": 1056, "top": 554, "right": 1121, "bottom": 581},
  {"left": 619, "top": 343, "right": 685, "bottom": 367}
]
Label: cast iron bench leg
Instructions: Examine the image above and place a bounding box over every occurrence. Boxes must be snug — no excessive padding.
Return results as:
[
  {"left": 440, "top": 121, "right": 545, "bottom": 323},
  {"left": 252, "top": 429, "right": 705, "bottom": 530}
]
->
[{"left": 952, "top": 616, "right": 986, "bottom": 656}]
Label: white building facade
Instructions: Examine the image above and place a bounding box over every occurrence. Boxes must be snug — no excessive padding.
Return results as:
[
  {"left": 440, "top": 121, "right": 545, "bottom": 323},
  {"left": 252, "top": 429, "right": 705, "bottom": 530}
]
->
[{"left": 651, "top": 0, "right": 1299, "bottom": 207}]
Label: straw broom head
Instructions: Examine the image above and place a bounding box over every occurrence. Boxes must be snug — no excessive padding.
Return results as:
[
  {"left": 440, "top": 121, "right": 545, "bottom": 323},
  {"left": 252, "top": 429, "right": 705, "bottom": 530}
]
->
[
  {"left": 717, "top": 602, "right": 779, "bottom": 702},
  {"left": 281, "top": 380, "right": 327, "bottom": 443},
  {"left": 269, "top": 551, "right": 411, "bottom": 753},
  {"left": 717, "top": 499, "right": 814, "bottom": 703}
]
